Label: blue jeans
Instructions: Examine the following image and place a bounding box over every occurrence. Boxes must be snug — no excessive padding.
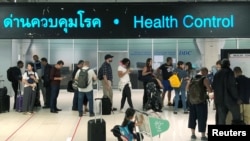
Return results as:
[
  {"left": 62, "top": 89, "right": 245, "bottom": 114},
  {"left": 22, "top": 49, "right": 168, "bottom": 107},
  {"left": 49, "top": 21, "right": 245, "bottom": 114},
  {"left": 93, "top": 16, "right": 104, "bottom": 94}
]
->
[
  {"left": 174, "top": 89, "right": 187, "bottom": 111},
  {"left": 78, "top": 90, "right": 94, "bottom": 114},
  {"left": 50, "top": 85, "right": 60, "bottom": 111}
]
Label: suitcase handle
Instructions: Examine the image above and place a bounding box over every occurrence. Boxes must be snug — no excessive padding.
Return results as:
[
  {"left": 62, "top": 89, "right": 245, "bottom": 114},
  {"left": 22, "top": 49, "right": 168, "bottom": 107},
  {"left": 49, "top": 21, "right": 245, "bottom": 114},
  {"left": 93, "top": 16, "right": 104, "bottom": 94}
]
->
[{"left": 94, "top": 98, "right": 103, "bottom": 123}]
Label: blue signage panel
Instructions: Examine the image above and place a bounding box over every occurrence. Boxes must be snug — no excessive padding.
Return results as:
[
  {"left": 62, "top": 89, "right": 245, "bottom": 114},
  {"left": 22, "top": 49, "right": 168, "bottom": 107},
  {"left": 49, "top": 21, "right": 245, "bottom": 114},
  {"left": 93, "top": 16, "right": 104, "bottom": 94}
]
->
[{"left": 0, "top": 2, "right": 250, "bottom": 39}]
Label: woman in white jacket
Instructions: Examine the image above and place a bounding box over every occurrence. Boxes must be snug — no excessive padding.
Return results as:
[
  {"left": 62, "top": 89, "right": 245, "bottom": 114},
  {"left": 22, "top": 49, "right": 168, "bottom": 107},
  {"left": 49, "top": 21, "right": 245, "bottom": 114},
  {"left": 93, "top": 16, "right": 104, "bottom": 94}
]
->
[
  {"left": 22, "top": 62, "right": 39, "bottom": 115},
  {"left": 118, "top": 58, "right": 134, "bottom": 113}
]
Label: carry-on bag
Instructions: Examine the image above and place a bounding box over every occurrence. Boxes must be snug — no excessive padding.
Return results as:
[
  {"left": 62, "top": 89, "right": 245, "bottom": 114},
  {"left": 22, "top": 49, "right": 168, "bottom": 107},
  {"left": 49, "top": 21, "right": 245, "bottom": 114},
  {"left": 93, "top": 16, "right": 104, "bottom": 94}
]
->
[
  {"left": 101, "top": 96, "right": 112, "bottom": 115},
  {"left": 15, "top": 83, "right": 23, "bottom": 112},
  {"left": 0, "top": 80, "right": 9, "bottom": 113},
  {"left": 16, "top": 92, "right": 23, "bottom": 112},
  {"left": 87, "top": 98, "right": 106, "bottom": 141}
]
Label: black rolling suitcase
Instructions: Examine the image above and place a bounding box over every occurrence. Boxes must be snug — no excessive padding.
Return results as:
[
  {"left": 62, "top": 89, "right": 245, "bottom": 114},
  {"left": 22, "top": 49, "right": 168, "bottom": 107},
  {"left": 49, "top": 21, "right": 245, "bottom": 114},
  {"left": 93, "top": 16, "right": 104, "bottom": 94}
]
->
[
  {"left": 87, "top": 98, "right": 106, "bottom": 141},
  {"left": 0, "top": 80, "right": 9, "bottom": 113}
]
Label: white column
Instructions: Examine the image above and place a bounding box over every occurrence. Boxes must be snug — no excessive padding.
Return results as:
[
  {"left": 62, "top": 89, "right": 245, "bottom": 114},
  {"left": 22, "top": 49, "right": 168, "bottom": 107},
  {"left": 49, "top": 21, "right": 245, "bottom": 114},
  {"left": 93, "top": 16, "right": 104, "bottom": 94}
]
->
[{"left": 196, "top": 38, "right": 225, "bottom": 71}]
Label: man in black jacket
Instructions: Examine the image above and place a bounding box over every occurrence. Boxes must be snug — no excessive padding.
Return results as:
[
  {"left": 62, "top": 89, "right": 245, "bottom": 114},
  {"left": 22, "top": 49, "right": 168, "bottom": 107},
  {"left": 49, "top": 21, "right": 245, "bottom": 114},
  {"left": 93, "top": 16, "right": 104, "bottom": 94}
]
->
[
  {"left": 41, "top": 57, "right": 52, "bottom": 108},
  {"left": 212, "top": 59, "right": 241, "bottom": 125},
  {"left": 10, "top": 60, "right": 23, "bottom": 109},
  {"left": 233, "top": 66, "right": 250, "bottom": 104}
]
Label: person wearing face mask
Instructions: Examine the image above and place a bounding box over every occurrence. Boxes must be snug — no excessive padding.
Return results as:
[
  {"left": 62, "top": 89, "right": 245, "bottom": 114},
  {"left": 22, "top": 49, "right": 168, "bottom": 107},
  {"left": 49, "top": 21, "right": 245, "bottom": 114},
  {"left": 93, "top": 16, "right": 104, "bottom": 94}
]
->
[{"left": 100, "top": 54, "right": 117, "bottom": 111}]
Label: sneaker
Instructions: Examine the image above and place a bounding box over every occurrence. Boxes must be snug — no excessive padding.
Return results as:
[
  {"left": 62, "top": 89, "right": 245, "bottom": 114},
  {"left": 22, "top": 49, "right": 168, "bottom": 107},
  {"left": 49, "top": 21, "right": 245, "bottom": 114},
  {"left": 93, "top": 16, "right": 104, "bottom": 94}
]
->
[
  {"left": 120, "top": 109, "right": 125, "bottom": 113},
  {"left": 167, "top": 103, "right": 173, "bottom": 106},
  {"left": 201, "top": 136, "right": 208, "bottom": 141},
  {"left": 173, "top": 111, "right": 177, "bottom": 114},
  {"left": 184, "top": 111, "right": 189, "bottom": 114},
  {"left": 191, "top": 134, "right": 196, "bottom": 140}
]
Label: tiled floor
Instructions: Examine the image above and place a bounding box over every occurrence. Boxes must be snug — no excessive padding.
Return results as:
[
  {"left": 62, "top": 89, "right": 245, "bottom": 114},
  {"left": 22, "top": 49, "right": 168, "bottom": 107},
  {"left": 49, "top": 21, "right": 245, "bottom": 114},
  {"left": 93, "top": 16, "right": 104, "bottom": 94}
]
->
[{"left": 0, "top": 89, "right": 216, "bottom": 141}]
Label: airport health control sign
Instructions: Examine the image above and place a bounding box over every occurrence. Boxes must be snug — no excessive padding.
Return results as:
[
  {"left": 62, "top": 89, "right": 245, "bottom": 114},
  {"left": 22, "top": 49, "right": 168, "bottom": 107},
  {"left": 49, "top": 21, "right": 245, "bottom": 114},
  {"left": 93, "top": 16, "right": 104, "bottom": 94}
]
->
[{"left": 0, "top": 2, "right": 250, "bottom": 39}]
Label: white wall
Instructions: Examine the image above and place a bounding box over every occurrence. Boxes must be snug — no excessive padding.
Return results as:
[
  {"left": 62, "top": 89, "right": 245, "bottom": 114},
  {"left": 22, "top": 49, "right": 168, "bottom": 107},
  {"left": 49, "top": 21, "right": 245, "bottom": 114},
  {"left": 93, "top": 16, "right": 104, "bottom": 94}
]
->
[
  {"left": 196, "top": 38, "right": 225, "bottom": 71},
  {"left": 0, "top": 39, "right": 13, "bottom": 96}
]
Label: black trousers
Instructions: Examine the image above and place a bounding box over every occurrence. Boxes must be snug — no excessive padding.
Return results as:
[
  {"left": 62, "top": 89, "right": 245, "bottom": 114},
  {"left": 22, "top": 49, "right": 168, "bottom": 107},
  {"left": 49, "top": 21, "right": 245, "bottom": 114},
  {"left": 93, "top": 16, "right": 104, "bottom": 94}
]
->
[
  {"left": 142, "top": 82, "right": 148, "bottom": 107},
  {"left": 216, "top": 103, "right": 241, "bottom": 125},
  {"left": 120, "top": 84, "right": 133, "bottom": 109},
  {"left": 45, "top": 86, "right": 51, "bottom": 107},
  {"left": 188, "top": 102, "right": 208, "bottom": 133},
  {"left": 11, "top": 81, "right": 18, "bottom": 109}
]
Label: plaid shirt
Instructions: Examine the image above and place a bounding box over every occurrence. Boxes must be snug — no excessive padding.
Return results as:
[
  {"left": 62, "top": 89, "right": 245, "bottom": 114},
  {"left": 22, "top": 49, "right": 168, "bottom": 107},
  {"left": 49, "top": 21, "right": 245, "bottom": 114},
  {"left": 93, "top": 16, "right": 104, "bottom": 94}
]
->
[{"left": 102, "top": 62, "right": 113, "bottom": 81}]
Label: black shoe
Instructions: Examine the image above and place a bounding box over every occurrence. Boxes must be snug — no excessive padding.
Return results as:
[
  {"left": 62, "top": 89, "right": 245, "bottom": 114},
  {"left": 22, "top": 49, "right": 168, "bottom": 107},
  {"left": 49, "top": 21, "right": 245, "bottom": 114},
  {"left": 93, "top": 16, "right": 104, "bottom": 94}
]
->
[
  {"left": 50, "top": 110, "right": 58, "bottom": 113},
  {"left": 35, "top": 102, "right": 41, "bottom": 107},
  {"left": 72, "top": 108, "right": 78, "bottom": 111},
  {"left": 42, "top": 106, "right": 49, "bottom": 109},
  {"left": 112, "top": 108, "right": 117, "bottom": 111},
  {"left": 56, "top": 108, "right": 62, "bottom": 111},
  {"left": 79, "top": 112, "right": 83, "bottom": 117},
  {"left": 157, "top": 109, "right": 163, "bottom": 112},
  {"left": 89, "top": 113, "right": 95, "bottom": 117}
]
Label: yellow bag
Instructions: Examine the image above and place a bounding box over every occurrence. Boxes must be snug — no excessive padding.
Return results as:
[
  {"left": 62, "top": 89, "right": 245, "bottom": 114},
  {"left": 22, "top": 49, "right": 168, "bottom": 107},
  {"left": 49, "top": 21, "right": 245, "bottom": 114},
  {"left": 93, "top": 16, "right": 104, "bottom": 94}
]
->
[{"left": 168, "top": 73, "right": 181, "bottom": 88}]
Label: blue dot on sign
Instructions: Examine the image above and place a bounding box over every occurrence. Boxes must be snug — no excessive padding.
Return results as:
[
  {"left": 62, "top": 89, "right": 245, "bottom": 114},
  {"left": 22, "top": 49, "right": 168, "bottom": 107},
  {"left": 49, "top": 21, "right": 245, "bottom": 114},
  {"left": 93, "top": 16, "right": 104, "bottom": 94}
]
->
[{"left": 114, "top": 19, "right": 119, "bottom": 25}]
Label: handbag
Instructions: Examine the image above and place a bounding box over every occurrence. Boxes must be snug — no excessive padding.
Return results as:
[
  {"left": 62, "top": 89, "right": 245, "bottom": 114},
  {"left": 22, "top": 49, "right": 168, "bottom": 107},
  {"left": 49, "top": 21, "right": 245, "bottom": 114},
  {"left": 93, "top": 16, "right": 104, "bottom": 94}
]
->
[
  {"left": 72, "top": 80, "right": 78, "bottom": 91},
  {"left": 67, "top": 80, "right": 75, "bottom": 92}
]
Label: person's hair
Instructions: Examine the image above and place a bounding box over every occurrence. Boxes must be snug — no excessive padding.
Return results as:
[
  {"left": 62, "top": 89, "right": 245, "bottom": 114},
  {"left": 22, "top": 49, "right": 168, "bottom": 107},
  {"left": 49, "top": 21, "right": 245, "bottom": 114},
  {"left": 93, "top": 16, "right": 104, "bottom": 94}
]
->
[
  {"left": 41, "top": 57, "right": 48, "bottom": 63},
  {"left": 78, "top": 60, "right": 84, "bottom": 65},
  {"left": 146, "top": 58, "right": 152, "bottom": 67},
  {"left": 17, "top": 60, "right": 23, "bottom": 66},
  {"left": 121, "top": 108, "right": 135, "bottom": 127},
  {"left": 27, "top": 62, "right": 35, "bottom": 72},
  {"left": 221, "top": 58, "right": 230, "bottom": 68},
  {"left": 166, "top": 57, "right": 172, "bottom": 62},
  {"left": 185, "top": 62, "right": 193, "bottom": 70},
  {"left": 57, "top": 60, "right": 64, "bottom": 65},
  {"left": 200, "top": 67, "right": 208, "bottom": 75},
  {"left": 33, "top": 55, "right": 38, "bottom": 58},
  {"left": 84, "top": 60, "right": 90, "bottom": 66},
  {"left": 216, "top": 60, "right": 221, "bottom": 66},
  {"left": 121, "top": 58, "right": 130, "bottom": 68},
  {"left": 233, "top": 66, "right": 242, "bottom": 74},
  {"left": 177, "top": 61, "right": 184, "bottom": 69}
]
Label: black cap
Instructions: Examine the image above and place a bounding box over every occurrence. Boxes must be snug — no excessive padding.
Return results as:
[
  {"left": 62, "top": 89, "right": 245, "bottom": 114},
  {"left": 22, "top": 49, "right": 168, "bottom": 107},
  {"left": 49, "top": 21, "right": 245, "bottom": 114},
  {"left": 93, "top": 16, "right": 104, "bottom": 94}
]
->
[{"left": 105, "top": 54, "right": 114, "bottom": 60}]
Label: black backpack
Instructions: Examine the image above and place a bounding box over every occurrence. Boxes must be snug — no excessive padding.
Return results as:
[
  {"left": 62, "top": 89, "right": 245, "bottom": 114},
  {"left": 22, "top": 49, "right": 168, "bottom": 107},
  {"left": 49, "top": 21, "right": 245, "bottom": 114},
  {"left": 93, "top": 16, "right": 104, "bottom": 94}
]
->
[
  {"left": 97, "top": 66, "right": 103, "bottom": 80},
  {"left": 77, "top": 68, "right": 90, "bottom": 88},
  {"left": 188, "top": 75, "right": 207, "bottom": 104},
  {"left": 7, "top": 67, "right": 19, "bottom": 82}
]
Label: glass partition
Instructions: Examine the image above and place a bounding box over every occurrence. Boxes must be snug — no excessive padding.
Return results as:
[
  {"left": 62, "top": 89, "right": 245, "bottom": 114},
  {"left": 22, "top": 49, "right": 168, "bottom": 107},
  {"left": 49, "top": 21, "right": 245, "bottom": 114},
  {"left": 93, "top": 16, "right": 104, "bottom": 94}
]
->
[{"left": 13, "top": 38, "right": 250, "bottom": 89}]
